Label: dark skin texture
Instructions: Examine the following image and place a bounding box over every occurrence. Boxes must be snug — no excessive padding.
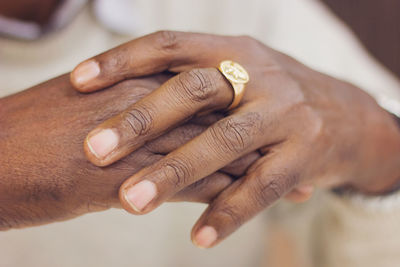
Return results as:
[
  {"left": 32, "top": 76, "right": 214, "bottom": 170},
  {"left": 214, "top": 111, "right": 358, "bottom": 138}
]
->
[
  {"left": 0, "top": 73, "right": 265, "bottom": 230},
  {"left": 2, "top": 1, "right": 400, "bottom": 249},
  {"left": 71, "top": 31, "right": 400, "bottom": 248}
]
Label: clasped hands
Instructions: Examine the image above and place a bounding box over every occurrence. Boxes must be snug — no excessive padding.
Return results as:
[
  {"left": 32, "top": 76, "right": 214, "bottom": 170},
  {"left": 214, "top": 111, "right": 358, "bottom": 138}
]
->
[
  {"left": 1, "top": 31, "right": 398, "bottom": 249},
  {"left": 69, "top": 31, "right": 400, "bottom": 248}
]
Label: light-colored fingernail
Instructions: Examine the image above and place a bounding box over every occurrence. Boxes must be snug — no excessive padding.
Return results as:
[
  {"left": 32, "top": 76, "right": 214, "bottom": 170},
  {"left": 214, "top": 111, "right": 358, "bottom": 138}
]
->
[
  {"left": 124, "top": 180, "right": 157, "bottom": 212},
  {"left": 87, "top": 129, "right": 119, "bottom": 159},
  {"left": 194, "top": 226, "right": 218, "bottom": 249},
  {"left": 73, "top": 60, "right": 100, "bottom": 85}
]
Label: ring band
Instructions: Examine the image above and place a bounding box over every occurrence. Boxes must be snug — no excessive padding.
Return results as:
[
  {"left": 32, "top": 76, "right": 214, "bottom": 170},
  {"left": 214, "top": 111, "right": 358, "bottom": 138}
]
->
[{"left": 218, "top": 60, "right": 249, "bottom": 111}]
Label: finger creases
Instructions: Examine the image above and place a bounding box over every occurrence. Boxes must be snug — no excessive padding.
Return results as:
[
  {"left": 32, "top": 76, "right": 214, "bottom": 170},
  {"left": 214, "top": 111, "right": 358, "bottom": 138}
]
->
[
  {"left": 70, "top": 31, "right": 227, "bottom": 92},
  {"left": 84, "top": 68, "right": 233, "bottom": 167},
  {"left": 118, "top": 108, "right": 271, "bottom": 216},
  {"left": 191, "top": 144, "right": 302, "bottom": 248}
]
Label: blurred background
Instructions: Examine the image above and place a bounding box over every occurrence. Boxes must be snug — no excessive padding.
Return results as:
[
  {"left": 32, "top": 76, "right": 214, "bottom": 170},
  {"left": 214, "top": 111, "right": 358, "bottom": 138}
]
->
[{"left": 1, "top": 1, "right": 399, "bottom": 266}]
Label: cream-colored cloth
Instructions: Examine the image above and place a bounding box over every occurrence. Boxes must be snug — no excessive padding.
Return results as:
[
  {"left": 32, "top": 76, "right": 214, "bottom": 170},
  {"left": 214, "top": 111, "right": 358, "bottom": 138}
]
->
[{"left": 1, "top": 1, "right": 399, "bottom": 267}]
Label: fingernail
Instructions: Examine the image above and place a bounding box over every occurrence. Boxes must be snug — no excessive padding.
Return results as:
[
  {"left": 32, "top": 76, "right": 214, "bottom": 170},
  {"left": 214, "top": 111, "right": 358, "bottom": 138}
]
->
[
  {"left": 124, "top": 180, "right": 157, "bottom": 212},
  {"left": 87, "top": 129, "right": 119, "bottom": 159},
  {"left": 194, "top": 226, "right": 217, "bottom": 248},
  {"left": 73, "top": 60, "right": 100, "bottom": 85}
]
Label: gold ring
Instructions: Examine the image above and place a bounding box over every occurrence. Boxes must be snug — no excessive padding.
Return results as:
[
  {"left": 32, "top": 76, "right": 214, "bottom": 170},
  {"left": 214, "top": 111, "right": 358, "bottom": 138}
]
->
[{"left": 218, "top": 60, "right": 249, "bottom": 111}]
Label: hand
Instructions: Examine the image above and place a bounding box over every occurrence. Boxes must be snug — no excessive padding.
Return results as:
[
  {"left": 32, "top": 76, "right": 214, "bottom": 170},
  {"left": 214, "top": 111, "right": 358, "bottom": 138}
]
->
[
  {"left": 0, "top": 73, "right": 259, "bottom": 230},
  {"left": 71, "top": 31, "right": 400, "bottom": 248}
]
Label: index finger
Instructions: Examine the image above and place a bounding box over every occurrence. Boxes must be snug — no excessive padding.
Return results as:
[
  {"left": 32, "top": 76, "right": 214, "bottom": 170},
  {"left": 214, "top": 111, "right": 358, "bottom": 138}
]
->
[{"left": 70, "top": 31, "right": 233, "bottom": 92}]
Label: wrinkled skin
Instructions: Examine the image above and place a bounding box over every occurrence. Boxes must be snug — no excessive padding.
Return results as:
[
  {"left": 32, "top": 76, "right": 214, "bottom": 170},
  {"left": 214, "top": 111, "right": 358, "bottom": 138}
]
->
[
  {"left": 71, "top": 31, "right": 400, "bottom": 248},
  {"left": 0, "top": 74, "right": 259, "bottom": 230}
]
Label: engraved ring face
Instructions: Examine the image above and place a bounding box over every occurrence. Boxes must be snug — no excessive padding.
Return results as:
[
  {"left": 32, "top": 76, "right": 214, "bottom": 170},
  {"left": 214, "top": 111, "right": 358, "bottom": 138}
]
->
[{"left": 219, "top": 60, "right": 250, "bottom": 84}]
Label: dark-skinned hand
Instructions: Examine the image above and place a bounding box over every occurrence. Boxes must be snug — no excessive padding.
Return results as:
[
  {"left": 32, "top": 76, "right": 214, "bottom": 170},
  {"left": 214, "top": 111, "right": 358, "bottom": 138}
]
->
[
  {"left": 71, "top": 31, "right": 400, "bottom": 248},
  {"left": 0, "top": 73, "right": 260, "bottom": 230}
]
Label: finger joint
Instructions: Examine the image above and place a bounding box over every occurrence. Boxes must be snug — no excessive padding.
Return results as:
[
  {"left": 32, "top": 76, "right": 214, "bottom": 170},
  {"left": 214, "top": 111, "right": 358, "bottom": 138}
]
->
[
  {"left": 213, "top": 203, "right": 243, "bottom": 228},
  {"left": 123, "top": 106, "right": 153, "bottom": 136},
  {"left": 210, "top": 113, "right": 261, "bottom": 155},
  {"left": 161, "top": 156, "right": 193, "bottom": 188},
  {"left": 154, "top": 30, "right": 179, "bottom": 52},
  {"left": 256, "top": 172, "right": 299, "bottom": 205},
  {"left": 176, "top": 69, "right": 218, "bottom": 103}
]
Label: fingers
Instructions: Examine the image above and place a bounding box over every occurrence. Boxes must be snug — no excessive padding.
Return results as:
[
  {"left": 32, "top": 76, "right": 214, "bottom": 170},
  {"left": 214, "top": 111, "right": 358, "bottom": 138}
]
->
[
  {"left": 144, "top": 124, "right": 261, "bottom": 178},
  {"left": 170, "top": 172, "right": 233, "bottom": 203},
  {"left": 144, "top": 124, "right": 206, "bottom": 154},
  {"left": 220, "top": 151, "right": 260, "bottom": 177},
  {"left": 71, "top": 31, "right": 229, "bottom": 92},
  {"left": 191, "top": 145, "right": 301, "bottom": 248},
  {"left": 118, "top": 108, "right": 275, "bottom": 215},
  {"left": 84, "top": 68, "right": 232, "bottom": 167}
]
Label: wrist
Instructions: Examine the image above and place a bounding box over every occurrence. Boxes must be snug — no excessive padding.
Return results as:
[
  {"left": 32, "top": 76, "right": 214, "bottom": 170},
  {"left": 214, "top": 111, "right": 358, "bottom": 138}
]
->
[{"left": 352, "top": 107, "right": 400, "bottom": 195}]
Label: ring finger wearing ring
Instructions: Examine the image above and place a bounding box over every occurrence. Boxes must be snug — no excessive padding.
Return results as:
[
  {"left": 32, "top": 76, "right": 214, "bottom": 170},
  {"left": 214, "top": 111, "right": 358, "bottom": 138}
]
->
[{"left": 84, "top": 60, "right": 250, "bottom": 167}]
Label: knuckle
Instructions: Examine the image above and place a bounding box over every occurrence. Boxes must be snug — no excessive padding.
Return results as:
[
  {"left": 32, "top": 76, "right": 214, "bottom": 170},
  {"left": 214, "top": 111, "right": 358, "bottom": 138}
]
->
[
  {"left": 100, "top": 48, "right": 131, "bottom": 75},
  {"left": 256, "top": 172, "right": 300, "bottom": 204},
  {"left": 122, "top": 106, "right": 153, "bottom": 136},
  {"left": 210, "top": 113, "right": 262, "bottom": 154},
  {"left": 154, "top": 30, "right": 179, "bottom": 51},
  {"left": 177, "top": 69, "right": 218, "bottom": 103},
  {"left": 160, "top": 156, "right": 193, "bottom": 188},
  {"left": 264, "top": 179, "right": 285, "bottom": 200},
  {"left": 213, "top": 203, "right": 243, "bottom": 227},
  {"left": 210, "top": 120, "right": 246, "bottom": 154}
]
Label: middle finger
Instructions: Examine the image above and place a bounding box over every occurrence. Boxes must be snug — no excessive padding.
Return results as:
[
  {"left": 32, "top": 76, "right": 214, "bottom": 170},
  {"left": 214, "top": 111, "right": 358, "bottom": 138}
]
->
[{"left": 118, "top": 106, "right": 279, "bottom": 214}]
